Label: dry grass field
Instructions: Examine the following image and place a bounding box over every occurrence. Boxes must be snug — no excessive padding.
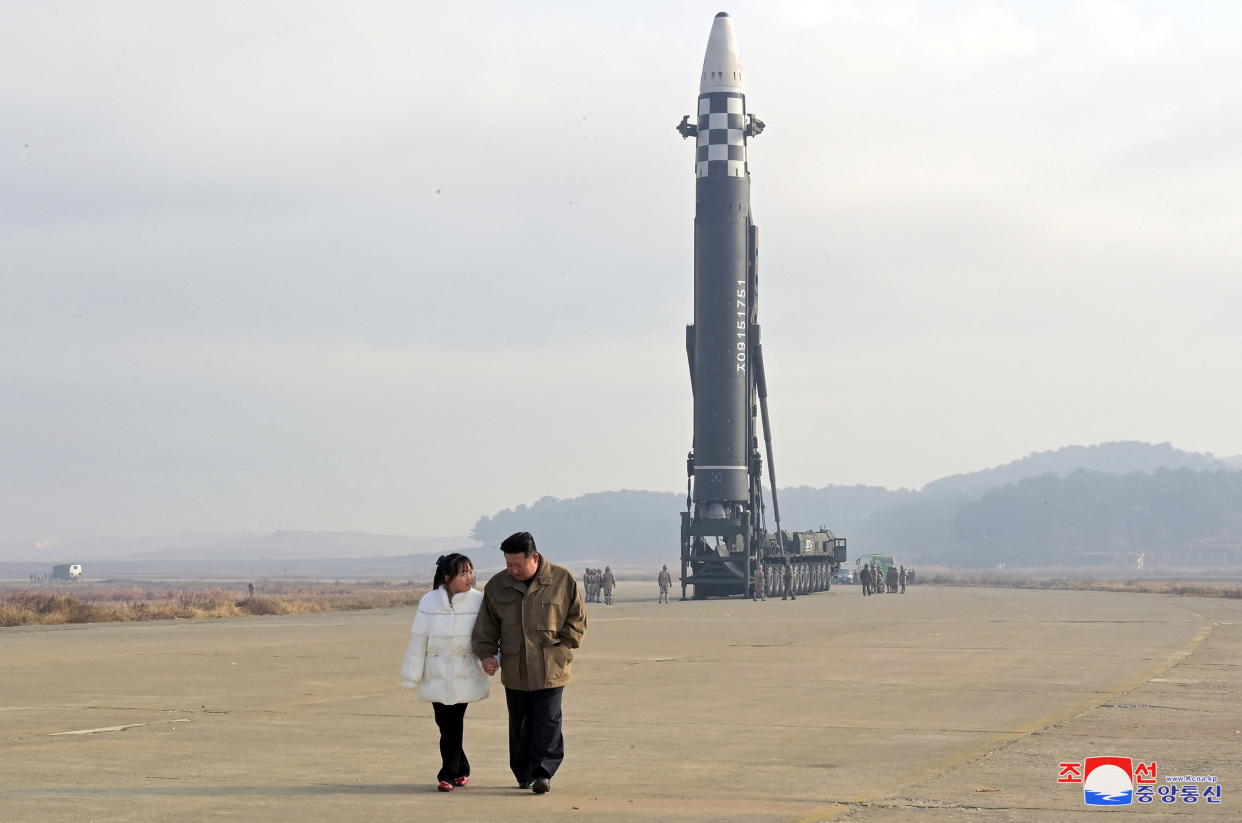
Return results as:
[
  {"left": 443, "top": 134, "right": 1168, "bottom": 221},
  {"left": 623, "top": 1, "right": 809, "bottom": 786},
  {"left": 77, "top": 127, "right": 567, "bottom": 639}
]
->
[
  {"left": 919, "top": 567, "right": 1242, "bottom": 598},
  {"left": 0, "top": 579, "right": 429, "bottom": 627}
]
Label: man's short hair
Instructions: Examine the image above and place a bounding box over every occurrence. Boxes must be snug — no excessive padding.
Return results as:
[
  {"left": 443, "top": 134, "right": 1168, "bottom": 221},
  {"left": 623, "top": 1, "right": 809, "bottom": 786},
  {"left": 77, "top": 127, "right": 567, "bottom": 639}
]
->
[{"left": 500, "top": 531, "right": 537, "bottom": 557}]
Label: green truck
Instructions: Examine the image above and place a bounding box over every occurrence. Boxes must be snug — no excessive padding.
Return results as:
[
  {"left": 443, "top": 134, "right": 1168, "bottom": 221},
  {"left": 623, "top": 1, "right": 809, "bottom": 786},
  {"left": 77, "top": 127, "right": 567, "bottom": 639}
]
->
[{"left": 855, "top": 552, "right": 895, "bottom": 580}]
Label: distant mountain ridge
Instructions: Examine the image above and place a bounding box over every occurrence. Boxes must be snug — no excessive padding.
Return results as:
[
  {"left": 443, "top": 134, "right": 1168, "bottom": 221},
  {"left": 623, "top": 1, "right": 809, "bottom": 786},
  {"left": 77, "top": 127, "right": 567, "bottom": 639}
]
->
[
  {"left": 921, "top": 441, "right": 1230, "bottom": 499},
  {"left": 121, "top": 531, "right": 477, "bottom": 561},
  {"left": 471, "top": 441, "right": 1242, "bottom": 568},
  {"left": 0, "top": 530, "right": 478, "bottom": 565},
  {"left": 6, "top": 442, "right": 1237, "bottom": 575}
]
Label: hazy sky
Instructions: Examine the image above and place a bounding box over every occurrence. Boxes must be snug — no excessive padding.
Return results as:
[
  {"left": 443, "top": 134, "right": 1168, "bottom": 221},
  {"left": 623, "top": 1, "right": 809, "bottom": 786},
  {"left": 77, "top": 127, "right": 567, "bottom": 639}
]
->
[{"left": 3, "top": 0, "right": 1240, "bottom": 545}]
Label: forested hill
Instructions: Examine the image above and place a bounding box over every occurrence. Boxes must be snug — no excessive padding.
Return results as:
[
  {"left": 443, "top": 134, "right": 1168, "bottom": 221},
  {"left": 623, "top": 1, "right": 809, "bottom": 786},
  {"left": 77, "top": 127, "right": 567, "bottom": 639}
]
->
[
  {"left": 469, "top": 486, "right": 910, "bottom": 568},
  {"left": 949, "top": 468, "right": 1242, "bottom": 566},
  {"left": 471, "top": 490, "right": 685, "bottom": 568},
  {"left": 470, "top": 442, "right": 1242, "bottom": 569},
  {"left": 921, "top": 441, "right": 1227, "bottom": 499}
]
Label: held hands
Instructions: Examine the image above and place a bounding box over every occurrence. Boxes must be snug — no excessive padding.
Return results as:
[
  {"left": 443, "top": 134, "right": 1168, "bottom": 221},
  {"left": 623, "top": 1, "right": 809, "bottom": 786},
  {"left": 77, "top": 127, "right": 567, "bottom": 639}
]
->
[{"left": 479, "top": 644, "right": 560, "bottom": 678}]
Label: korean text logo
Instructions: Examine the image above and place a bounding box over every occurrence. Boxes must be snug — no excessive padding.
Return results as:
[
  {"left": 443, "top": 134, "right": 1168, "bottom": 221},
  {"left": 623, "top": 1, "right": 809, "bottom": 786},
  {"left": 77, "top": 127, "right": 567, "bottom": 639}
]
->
[{"left": 1058, "top": 757, "right": 1223, "bottom": 806}]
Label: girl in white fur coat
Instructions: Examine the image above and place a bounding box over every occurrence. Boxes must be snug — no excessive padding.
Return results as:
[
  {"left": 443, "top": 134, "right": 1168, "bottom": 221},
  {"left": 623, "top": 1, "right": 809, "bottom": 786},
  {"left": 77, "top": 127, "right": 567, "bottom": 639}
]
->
[{"left": 401, "top": 553, "right": 490, "bottom": 791}]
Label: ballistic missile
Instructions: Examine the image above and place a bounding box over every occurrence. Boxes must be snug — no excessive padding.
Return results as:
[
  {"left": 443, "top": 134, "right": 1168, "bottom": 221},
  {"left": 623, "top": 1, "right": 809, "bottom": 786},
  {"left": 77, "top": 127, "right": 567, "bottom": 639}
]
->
[
  {"left": 677, "top": 13, "right": 782, "bottom": 598},
  {"left": 677, "top": 12, "right": 765, "bottom": 520},
  {"left": 677, "top": 15, "right": 844, "bottom": 600}
]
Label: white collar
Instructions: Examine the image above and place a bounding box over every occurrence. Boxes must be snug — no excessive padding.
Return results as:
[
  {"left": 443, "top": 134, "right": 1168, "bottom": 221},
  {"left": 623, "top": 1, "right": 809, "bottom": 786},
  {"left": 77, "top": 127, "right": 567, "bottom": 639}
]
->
[{"left": 438, "top": 585, "right": 480, "bottom": 610}]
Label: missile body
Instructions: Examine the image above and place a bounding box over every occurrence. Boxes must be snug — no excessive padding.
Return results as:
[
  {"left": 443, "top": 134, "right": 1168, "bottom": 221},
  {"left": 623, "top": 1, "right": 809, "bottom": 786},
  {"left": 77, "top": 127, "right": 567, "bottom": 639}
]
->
[
  {"left": 677, "top": 14, "right": 845, "bottom": 600},
  {"left": 692, "top": 12, "right": 751, "bottom": 508},
  {"left": 678, "top": 12, "right": 768, "bottom": 598}
]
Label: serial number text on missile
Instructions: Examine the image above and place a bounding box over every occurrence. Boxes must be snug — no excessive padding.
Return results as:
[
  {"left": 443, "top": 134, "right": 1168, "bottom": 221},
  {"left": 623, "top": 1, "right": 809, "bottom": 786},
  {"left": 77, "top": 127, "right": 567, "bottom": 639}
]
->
[{"left": 737, "top": 281, "right": 747, "bottom": 372}]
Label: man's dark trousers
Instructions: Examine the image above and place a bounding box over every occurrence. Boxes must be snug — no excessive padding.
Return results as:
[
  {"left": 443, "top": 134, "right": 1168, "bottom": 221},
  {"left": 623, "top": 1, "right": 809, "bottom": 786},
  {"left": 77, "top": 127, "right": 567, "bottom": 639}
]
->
[{"left": 505, "top": 686, "right": 564, "bottom": 782}]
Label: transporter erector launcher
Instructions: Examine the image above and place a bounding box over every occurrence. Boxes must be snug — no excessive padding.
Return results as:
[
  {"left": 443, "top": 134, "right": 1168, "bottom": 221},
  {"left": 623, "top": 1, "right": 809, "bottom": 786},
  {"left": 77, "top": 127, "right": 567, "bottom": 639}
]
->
[{"left": 676, "top": 13, "right": 846, "bottom": 600}]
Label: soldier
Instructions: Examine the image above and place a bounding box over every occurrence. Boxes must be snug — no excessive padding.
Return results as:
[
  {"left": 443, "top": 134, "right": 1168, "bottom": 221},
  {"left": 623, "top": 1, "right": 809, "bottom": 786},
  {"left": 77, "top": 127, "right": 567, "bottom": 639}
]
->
[
  {"left": 781, "top": 559, "right": 796, "bottom": 601},
  {"left": 887, "top": 565, "right": 898, "bottom": 594},
  {"left": 899, "top": 565, "right": 906, "bottom": 594},
  {"left": 657, "top": 565, "right": 673, "bottom": 604},
  {"left": 602, "top": 566, "right": 616, "bottom": 606},
  {"left": 752, "top": 562, "right": 766, "bottom": 601}
]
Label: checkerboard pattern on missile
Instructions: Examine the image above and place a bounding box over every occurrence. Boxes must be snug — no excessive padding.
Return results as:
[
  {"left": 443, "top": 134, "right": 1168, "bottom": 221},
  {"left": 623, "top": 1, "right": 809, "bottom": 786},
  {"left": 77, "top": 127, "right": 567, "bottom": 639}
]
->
[{"left": 696, "top": 92, "right": 747, "bottom": 178}]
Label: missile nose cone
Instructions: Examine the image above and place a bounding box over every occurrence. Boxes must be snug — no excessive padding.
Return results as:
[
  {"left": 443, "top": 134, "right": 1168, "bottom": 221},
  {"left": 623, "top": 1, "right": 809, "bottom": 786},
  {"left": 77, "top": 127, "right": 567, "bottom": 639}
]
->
[{"left": 700, "top": 12, "right": 744, "bottom": 93}]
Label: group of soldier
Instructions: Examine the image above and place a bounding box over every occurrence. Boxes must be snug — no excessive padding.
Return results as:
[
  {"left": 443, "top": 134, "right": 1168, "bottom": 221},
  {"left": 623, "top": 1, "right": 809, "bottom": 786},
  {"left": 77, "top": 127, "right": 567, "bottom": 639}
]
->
[
  {"left": 648, "top": 560, "right": 799, "bottom": 603},
  {"left": 608, "top": 561, "right": 909, "bottom": 604},
  {"left": 750, "top": 559, "right": 798, "bottom": 601},
  {"left": 859, "top": 563, "right": 907, "bottom": 596},
  {"left": 582, "top": 566, "right": 616, "bottom": 605}
]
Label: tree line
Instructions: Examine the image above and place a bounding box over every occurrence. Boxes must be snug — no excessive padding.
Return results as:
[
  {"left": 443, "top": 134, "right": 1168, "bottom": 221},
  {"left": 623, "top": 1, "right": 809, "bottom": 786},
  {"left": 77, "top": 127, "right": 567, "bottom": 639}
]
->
[{"left": 471, "top": 443, "right": 1242, "bottom": 568}]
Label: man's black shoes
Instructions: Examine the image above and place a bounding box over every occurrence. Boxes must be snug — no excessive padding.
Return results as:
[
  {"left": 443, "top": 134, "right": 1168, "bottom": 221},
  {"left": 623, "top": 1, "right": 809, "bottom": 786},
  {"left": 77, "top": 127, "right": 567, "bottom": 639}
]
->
[
  {"left": 517, "top": 780, "right": 533, "bottom": 790},
  {"left": 532, "top": 777, "right": 551, "bottom": 794}
]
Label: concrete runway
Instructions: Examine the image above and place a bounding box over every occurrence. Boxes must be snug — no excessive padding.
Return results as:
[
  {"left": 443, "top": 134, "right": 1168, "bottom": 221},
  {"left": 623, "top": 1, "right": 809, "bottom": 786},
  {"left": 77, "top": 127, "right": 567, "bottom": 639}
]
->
[{"left": 1, "top": 581, "right": 1238, "bottom": 821}]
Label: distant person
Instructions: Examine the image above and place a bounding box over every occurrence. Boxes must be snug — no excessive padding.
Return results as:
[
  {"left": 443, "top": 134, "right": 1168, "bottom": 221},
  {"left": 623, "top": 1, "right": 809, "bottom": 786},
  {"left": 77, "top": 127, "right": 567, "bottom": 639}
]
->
[
  {"left": 247, "top": 581, "right": 255, "bottom": 597},
  {"left": 781, "top": 559, "right": 796, "bottom": 601},
  {"left": 887, "top": 565, "right": 898, "bottom": 594},
  {"left": 400, "top": 553, "right": 489, "bottom": 792},
  {"left": 657, "top": 565, "right": 673, "bottom": 604},
  {"left": 473, "top": 532, "right": 587, "bottom": 794},
  {"left": 602, "top": 566, "right": 616, "bottom": 606},
  {"left": 752, "top": 562, "right": 766, "bottom": 601},
  {"left": 899, "top": 566, "right": 906, "bottom": 594},
  {"left": 587, "top": 569, "right": 600, "bottom": 603},
  {"left": 859, "top": 564, "right": 871, "bottom": 596}
]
